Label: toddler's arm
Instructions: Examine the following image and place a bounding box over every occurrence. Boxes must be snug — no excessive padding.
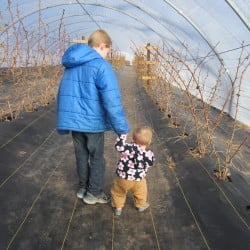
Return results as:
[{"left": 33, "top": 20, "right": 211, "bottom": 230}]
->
[
  {"left": 115, "top": 134, "right": 127, "bottom": 152},
  {"left": 144, "top": 150, "right": 155, "bottom": 168}
]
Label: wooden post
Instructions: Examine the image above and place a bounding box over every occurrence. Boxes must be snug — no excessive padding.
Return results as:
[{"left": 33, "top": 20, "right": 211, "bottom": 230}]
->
[
  {"left": 138, "top": 44, "right": 158, "bottom": 82},
  {"left": 146, "top": 43, "right": 150, "bottom": 86},
  {"left": 0, "top": 27, "right": 4, "bottom": 48},
  {"left": 73, "top": 35, "right": 88, "bottom": 44}
]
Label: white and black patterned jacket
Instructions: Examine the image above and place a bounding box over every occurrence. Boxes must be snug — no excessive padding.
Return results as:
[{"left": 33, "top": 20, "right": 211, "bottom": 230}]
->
[{"left": 115, "top": 134, "right": 155, "bottom": 181}]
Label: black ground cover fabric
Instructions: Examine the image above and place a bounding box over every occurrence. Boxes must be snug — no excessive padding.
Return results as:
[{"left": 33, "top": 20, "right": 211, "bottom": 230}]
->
[{"left": 0, "top": 66, "right": 249, "bottom": 249}]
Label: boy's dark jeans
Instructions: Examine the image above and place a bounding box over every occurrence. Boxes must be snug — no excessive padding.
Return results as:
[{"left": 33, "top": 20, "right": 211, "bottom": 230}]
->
[{"left": 72, "top": 131, "right": 105, "bottom": 196}]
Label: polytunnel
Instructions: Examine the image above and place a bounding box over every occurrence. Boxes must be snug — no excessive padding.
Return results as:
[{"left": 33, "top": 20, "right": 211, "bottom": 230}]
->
[
  {"left": 0, "top": 1, "right": 250, "bottom": 250},
  {"left": 0, "top": 0, "right": 250, "bottom": 125}
]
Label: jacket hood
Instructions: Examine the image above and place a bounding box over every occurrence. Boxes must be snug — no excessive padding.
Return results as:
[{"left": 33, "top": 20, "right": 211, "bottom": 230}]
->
[{"left": 62, "top": 43, "right": 102, "bottom": 68}]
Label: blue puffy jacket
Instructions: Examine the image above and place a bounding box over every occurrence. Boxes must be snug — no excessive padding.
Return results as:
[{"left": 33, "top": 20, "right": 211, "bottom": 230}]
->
[{"left": 57, "top": 43, "right": 130, "bottom": 135}]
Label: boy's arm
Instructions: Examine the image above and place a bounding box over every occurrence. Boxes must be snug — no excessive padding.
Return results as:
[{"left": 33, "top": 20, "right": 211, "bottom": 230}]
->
[{"left": 97, "top": 62, "right": 130, "bottom": 135}]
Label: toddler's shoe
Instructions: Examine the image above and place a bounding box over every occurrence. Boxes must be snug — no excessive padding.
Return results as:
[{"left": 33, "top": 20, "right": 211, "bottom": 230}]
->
[
  {"left": 83, "top": 192, "right": 110, "bottom": 204},
  {"left": 138, "top": 202, "right": 150, "bottom": 212},
  {"left": 76, "top": 188, "right": 86, "bottom": 199}
]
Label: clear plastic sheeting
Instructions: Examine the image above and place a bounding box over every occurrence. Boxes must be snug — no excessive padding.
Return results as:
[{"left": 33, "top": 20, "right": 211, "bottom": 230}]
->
[{"left": 0, "top": 0, "right": 249, "bottom": 125}]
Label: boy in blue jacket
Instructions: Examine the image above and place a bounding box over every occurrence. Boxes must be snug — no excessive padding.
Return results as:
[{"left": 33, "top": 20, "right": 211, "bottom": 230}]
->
[{"left": 57, "top": 29, "right": 130, "bottom": 204}]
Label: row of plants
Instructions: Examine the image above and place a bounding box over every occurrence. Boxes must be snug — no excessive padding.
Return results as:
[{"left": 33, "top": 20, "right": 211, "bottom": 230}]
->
[
  {"left": 0, "top": 0, "right": 126, "bottom": 121},
  {"left": 133, "top": 43, "right": 249, "bottom": 181}
]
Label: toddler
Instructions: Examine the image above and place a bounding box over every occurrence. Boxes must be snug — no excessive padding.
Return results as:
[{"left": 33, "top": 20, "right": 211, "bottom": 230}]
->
[{"left": 111, "top": 126, "right": 155, "bottom": 216}]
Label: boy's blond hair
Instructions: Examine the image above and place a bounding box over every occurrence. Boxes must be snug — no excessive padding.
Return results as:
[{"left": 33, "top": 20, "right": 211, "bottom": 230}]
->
[
  {"left": 133, "top": 126, "right": 153, "bottom": 147},
  {"left": 88, "top": 29, "right": 112, "bottom": 48}
]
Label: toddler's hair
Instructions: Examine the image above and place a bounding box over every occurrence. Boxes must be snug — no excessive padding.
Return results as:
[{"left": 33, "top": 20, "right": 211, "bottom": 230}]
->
[
  {"left": 88, "top": 29, "right": 112, "bottom": 48},
  {"left": 133, "top": 126, "right": 153, "bottom": 146}
]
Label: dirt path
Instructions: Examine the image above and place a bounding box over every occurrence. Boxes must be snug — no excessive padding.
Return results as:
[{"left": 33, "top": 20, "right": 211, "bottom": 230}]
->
[{"left": 0, "top": 66, "right": 249, "bottom": 249}]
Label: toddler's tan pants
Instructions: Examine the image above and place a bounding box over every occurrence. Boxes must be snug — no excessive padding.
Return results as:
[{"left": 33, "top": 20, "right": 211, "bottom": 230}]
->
[{"left": 111, "top": 176, "right": 147, "bottom": 209}]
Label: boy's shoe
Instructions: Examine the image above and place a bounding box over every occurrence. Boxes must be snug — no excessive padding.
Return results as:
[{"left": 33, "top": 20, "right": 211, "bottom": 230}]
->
[
  {"left": 76, "top": 188, "right": 86, "bottom": 199},
  {"left": 138, "top": 202, "right": 150, "bottom": 212},
  {"left": 83, "top": 192, "right": 110, "bottom": 204},
  {"left": 115, "top": 208, "right": 122, "bottom": 216}
]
